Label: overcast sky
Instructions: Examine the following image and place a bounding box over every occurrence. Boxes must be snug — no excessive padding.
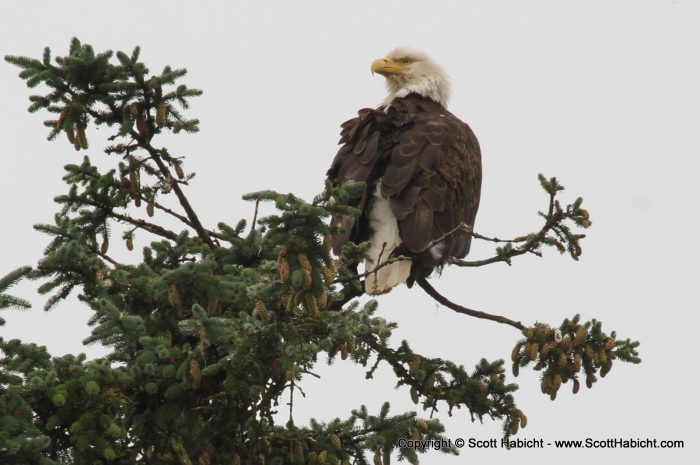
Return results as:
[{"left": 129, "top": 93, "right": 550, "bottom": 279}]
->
[{"left": 1, "top": 1, "right": 698, "bottom": 463}]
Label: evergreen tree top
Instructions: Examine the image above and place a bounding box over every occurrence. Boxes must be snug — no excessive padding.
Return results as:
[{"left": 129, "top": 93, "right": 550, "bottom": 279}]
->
[{"left": 1, "top": 38, "right": 639, "bottom": 465}]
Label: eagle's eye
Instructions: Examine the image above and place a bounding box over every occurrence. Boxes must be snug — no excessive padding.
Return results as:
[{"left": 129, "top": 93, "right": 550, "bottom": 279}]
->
[{"left": 396, "top": 57, "right": 415, "bottom": 65}]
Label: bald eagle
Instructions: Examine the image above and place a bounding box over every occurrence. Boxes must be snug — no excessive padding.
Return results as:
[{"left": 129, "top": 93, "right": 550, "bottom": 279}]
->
[{"left": 327, "top": 48, "right": 482, "bottom": 295}]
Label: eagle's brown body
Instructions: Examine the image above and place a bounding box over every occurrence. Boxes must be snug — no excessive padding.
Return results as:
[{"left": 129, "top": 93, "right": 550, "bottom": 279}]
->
[{"left": 328, "top": 93, "right": 482, "bottom": 290}]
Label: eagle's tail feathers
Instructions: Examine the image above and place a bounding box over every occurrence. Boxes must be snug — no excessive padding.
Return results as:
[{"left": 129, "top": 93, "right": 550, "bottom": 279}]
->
[{"left": 364, "top": 256, "right": 411, "bottom": 295}]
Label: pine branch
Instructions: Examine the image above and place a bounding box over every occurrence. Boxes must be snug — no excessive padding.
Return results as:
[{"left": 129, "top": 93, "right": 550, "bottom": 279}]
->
[
  {"left": 362, "top": 336, "right": 522, "bottom": 435},
  {"left": 0, "top": 266, "right": 32, "bottom": 294},
  {"left": 0, "top": 267, "right": 32, "bottom": 311}
]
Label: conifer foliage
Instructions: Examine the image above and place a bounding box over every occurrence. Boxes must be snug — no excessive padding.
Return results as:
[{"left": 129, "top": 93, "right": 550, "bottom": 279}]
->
[{"left": 1, "top": 39, "right": 640, "bottom": 464}]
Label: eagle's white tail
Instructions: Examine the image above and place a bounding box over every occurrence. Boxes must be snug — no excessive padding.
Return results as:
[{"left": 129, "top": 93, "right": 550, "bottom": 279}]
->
[
  {"left": 365, "top": 253, "right": 411, "bottom": 295},
  {"left": 364, "top": 184, "right": 411, "bottom": 295}
]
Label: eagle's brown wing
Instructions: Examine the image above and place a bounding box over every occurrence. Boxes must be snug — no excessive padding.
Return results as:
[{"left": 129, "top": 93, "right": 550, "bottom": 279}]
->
[
  {"left": 327, "top": 94, "right": 482, "bottom": 276},
  {"left": 386, "top": 97, "right": 482, "bottom": 265},
  {"left": 327, "top": 108, "right": 390, "bottom": 255}
]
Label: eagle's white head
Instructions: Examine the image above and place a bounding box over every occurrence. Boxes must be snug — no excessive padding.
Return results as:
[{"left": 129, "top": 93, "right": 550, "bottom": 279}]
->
[{"left": 371, "top": 47, "right": 451, "bottom": 108}]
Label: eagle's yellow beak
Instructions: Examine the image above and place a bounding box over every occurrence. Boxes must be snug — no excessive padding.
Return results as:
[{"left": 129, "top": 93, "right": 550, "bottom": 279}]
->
[{"left": 371, "top": 57, "right": 402, "bottom": 76}]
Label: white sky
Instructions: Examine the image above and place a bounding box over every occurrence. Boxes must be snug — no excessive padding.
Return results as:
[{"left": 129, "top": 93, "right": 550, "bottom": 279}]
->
[{"left": 1, "top": 1, "right": 699, "bottom": 463}]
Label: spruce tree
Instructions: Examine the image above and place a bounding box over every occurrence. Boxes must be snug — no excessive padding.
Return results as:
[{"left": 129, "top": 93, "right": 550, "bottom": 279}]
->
[{"left": 1, "top": 39, "right": 640, "bottom": 465}]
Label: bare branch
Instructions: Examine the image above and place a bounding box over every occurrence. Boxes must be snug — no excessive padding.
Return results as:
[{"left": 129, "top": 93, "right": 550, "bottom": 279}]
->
[
  {"left": 416, "top": 277, "right": 525, "bottom": 331},
  {"left": 135, "top": 138, "right": 216, "bottom": 248},
  {"left": 451, "top": 189, "right": 558, "bottom": 267},
  {"left": 94, "top": 249, "right": 123, "bottom": 268},
  {"left": 110, "top": 211, "right": 179, "bottom": 242},
  {"left": 249, "top": 197, "right": 261, "bottom": 236},
  {"left": 143, "top": 195, "right": 227, "bottom": 242},
  {"left": 333, "top": 254, "right": 411, "bottom": 285}
]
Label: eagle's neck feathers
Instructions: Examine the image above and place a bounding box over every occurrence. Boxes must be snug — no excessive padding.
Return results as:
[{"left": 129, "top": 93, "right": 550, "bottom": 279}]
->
[{"left": 382, "top": 67, "right": 450, "bottom": 108}]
